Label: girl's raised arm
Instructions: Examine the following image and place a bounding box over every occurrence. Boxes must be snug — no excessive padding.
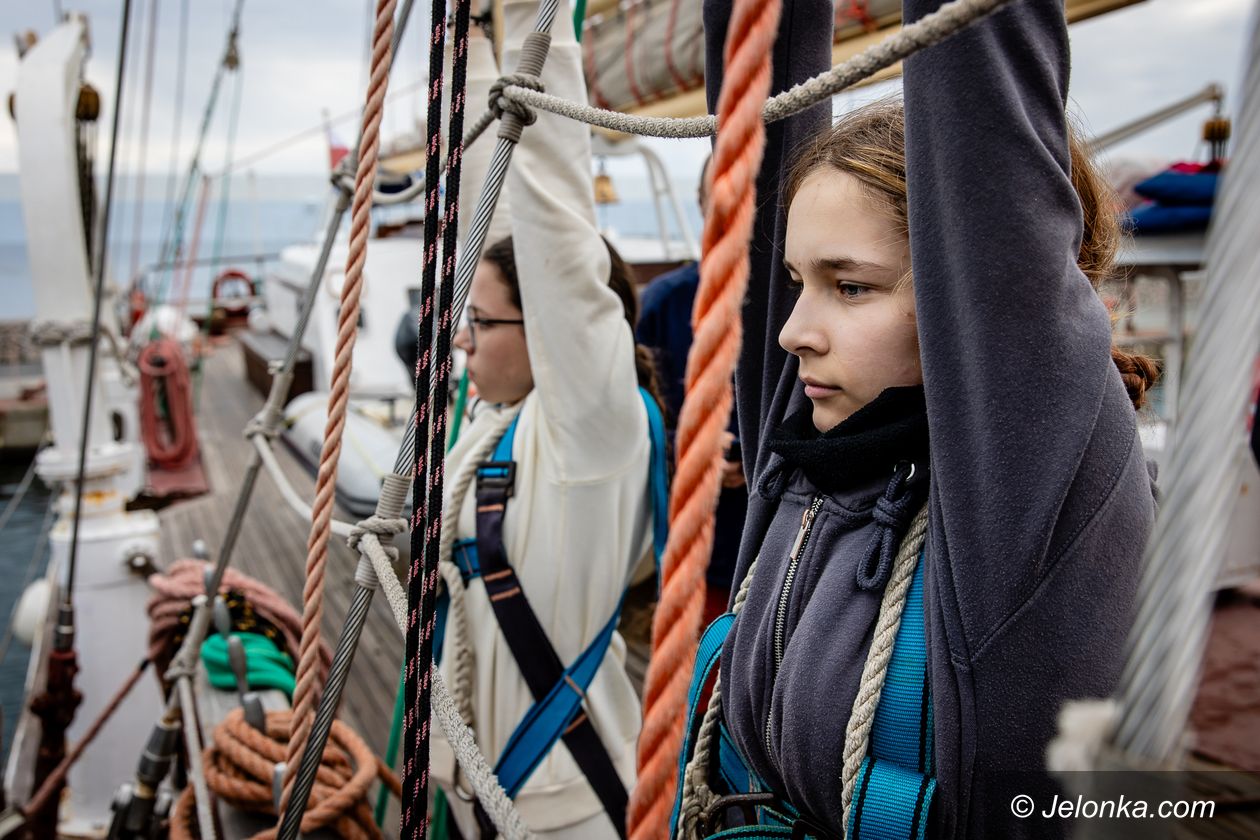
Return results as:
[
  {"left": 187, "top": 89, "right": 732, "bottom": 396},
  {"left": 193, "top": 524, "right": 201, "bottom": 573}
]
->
[
  {"left": 904, "top": 0, "right": 1142, "bottom": 647},
  {"left": 501, "top": 0, "right": 645, "bottom": 480}
]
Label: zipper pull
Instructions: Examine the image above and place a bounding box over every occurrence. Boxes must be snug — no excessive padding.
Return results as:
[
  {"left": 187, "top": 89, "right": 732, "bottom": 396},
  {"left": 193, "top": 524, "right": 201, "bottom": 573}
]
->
[{"left": 788, "top": 497, "right": 821, "bottom": 561}]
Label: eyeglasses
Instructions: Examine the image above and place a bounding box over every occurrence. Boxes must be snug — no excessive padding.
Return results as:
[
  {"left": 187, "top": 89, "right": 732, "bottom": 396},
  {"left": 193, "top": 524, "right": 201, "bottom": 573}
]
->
[{"left": 465, "top": 312, "right": 524, "bottom": 351}]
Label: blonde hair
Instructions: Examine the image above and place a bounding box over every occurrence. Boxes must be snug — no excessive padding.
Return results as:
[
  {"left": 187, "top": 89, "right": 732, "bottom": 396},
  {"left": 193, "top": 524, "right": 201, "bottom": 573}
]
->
[{"left": 785, "top": 99, "right": 1158, "bottom": 410}]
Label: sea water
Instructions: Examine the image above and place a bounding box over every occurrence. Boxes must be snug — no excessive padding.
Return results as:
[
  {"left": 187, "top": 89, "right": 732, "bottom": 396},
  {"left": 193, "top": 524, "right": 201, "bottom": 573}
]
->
[{"left": 0, "top": 454, "right": 54, "bottom": 769}]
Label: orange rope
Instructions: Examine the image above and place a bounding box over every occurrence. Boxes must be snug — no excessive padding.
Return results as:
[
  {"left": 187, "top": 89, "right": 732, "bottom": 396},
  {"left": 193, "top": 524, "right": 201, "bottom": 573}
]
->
[
  {"left": 170, "top": 709, "right": 400, "bottom": 840},
  {"left": 628, "top": 0, "right": 781, "bottom": 836},
  {"left": 279, "top": 0, "right": 397, "bottom": 820}
]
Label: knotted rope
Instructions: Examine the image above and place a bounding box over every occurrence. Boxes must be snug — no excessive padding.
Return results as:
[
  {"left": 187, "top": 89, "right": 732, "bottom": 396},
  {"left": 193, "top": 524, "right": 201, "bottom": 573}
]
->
[
  {"left": 628, "top": 0, "right": 781, "bottom": 836},
  {"left": 496, "top": 0, "right": 1013, "bottom": 138},
  {"left": 170, "top": 708, "right": 400, "bottom": 840},
  {"left": 147, "top": 559, "right": 332, "bottom": 685},
  {"left": 489, "top": 72, "right": 545, "bottom": 124},
  {"left": 361, "top": 407, "right": 531, "bottom": 840},
  {"left": 403, "top": 0, "right": 474, "bottom": 835},
  {"left": 281, "top": 0, "right": 397, "bottom": 818},
  {"left": 675, "top": 506, "right": 928, "bottom": 838}
]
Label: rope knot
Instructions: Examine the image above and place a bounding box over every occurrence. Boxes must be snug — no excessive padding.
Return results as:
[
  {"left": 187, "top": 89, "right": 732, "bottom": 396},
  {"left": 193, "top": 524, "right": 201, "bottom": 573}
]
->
[
  {"left": 489, "top": 73, "right": 545, "bottom": 125},
  {"left": 347, "top": 514, "right": 407, "bottom": 559}
]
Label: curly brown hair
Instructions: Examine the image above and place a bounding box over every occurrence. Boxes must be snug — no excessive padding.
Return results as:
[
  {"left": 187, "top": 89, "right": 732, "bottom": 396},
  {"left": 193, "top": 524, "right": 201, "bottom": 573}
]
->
[{"left": 784, "top": 99, "right": 1159, "bottom": 410}]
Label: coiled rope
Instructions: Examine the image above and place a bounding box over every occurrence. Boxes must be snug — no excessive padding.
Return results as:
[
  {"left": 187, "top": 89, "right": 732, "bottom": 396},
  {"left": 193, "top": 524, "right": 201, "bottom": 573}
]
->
[
  {"left": 280, "top": 0, "right": 397, "bottom": 820},
  {"left": 628, "top": 0, "right": 781, "bottom": 836},
  {"left": 137, "top": 337, "right": 199, "bottom": 469},
  {"left": 403, "top": 0, "right": 474, "bottom": 834},
  {"left": 146, "top": 559, "right": 332, "bottom": 684},
  {"left": 169, "top": 708, "right": 400, "bottom": 840}
]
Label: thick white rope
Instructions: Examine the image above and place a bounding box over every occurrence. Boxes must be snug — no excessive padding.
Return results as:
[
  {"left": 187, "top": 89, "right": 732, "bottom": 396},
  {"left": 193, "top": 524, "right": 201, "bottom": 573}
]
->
[
  {"left": 439, "top": 409, "right": 519, "bottom": 726},
  {"left": 497, "top": 0, "right": 1013, "bottom": 138},
  {"left": 840, "top": 506, "right": 929, "bottom": 824},
  {"left": 676, "top": 505, "right": 928, "bottom": 839},
  {"left": 361, "top": 407, "right": 531, "bottom": 840}
]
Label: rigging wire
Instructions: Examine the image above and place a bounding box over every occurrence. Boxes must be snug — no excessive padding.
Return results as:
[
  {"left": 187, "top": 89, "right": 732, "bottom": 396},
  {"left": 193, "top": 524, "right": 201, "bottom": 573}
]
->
[
  {"left": 126, "top": 0, "right": 162, "bottom": 289},
  {"left": 155, "top": 0, "right": 191, "bottom": 302},
  {"left": 211, "top": 78, "right": 428, "bottom": 177},
  {"left": 150, "top": 0, "right": 246, "bottom": 310},
  {"left": 65, "top": 0, "right": 133, "bottom": 623},
  {"left": 0, "top": 479, "right": 57, "bottom": 670},
  {"left": 112, "top": 0, "right": 148, "bottom": 290}
]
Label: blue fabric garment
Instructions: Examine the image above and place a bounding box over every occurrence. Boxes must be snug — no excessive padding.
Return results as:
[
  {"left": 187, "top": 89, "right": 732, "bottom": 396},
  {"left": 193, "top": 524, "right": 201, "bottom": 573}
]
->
[
  {"left": 637, "top": 262, "right": 748, "bottom": 590},
  {"left": 1133, "top": 170, "right": 1218, "bottom": 206},
  {"left": 1127, "top": 202, "right": 1213, "bottom": 234}
]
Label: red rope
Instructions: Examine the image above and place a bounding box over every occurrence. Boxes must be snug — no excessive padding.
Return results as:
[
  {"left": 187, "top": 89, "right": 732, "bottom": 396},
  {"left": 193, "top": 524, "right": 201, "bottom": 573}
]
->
[
  {"left": 624, "top": 3, "right": 647, "bottom": 107},
  {"left": 584, "top": 20, "right": 612, "bottom": 110},
  {"left": 628, "top": 0, "right": 782, "bottom": 835},
  {"left": 663, "top": 0, "right": 691, "bottom": 95},
  {"left": 138, "top": 337, "right": 199, "bottom": 469}
]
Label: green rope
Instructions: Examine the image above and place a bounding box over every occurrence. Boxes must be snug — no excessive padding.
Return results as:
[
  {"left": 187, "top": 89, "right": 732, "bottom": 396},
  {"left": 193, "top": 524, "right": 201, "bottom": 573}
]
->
[
  {"left": 375, "top": 664, "right": 407, "bottom": 826},
  {"left": 447, "top": 369, "right": 471, "bottom": 447},
  {"left": 200, "top": 631, "right": 296, "bottom": 698},
  {"left": 375, "top": 374, "right": 471, "bottom": 829},
  {"left": 573, "top": 0, "right": 587, "bottom": 41}
]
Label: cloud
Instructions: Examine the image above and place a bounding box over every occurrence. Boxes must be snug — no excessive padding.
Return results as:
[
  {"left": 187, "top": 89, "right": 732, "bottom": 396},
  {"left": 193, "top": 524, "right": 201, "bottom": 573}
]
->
[{"left": 1, "top": 0, "right": 1254, "bottom": 181}]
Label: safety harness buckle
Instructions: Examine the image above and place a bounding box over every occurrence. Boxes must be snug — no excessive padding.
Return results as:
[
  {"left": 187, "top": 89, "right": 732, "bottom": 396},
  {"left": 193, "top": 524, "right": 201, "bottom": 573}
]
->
[
  {"left": 476, "top": 460, "right": 516, "bottom": 497},
  {"left": 789, "top": 814, "right": 839, "bottom": 840},
  {"left": 699, "top": 792, "right": 778, "bottom": 837}
]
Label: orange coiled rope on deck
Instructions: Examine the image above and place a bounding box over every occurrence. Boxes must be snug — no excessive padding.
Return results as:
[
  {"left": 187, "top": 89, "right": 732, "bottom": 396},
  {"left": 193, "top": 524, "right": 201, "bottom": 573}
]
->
[
  {"left": 629, "top": 0, "right": 782, "bottom": 836},
  {"left": 279, "top": 0, "right": 398, "bottom": 819},
  {"left": 138, "top": 336, "right": 200, "bottom": 469},
  {"left": 169, "top": 708, "right": 401, "bottom": 840}
]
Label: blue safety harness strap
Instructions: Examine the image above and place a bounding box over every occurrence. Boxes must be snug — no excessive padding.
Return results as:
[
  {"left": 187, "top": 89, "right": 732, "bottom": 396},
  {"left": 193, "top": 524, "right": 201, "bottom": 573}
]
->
[
  {"left": 668, "top": 612, "right": 738, "bottom": 832},
  {"left": 846, "top": 554, "right": 935, "bottom": 840},
  {"left": 673, "top": 552, "right": 935, "bottom": 840},
  {"left": 437, "top": 389, "right": 669, "bottom": 835}
]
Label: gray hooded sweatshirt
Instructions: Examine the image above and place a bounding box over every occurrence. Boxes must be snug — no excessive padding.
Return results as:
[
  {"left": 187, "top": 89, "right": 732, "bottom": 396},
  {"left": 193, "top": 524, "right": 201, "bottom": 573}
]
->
[{"left": 702, "top": 0, "right": 1158, "bottom": 837}]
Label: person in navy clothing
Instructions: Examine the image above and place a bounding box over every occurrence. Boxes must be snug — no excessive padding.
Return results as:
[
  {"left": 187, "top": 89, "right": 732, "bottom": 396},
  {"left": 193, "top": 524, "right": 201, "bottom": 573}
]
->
[{"left": 635, "top": 156, "right": 748, "bottom": 622}]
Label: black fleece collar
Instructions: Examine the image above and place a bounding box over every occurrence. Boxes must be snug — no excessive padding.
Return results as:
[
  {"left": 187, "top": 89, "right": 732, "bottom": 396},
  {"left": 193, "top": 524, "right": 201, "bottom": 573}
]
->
[{"left": 767, "top": 385, "right": 930, "bottom": 493}]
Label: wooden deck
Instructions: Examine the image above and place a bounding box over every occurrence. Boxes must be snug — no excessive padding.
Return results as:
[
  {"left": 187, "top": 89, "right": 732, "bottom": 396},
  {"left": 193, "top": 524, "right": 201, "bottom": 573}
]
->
[{"left": 157, "top": 335, "right": 405, "bottom": 829}]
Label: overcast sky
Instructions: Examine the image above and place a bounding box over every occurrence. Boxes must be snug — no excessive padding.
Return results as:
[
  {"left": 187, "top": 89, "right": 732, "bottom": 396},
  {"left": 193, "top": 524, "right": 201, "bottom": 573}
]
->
[{"left": 0, "top": 0, "right": 1255, "bottom": 188}]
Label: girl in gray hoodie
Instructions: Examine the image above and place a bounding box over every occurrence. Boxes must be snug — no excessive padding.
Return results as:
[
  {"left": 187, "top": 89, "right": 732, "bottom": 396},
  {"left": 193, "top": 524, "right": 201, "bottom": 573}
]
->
[{"left": 688, "top": 0, "right": 1160, "bottom": 837}]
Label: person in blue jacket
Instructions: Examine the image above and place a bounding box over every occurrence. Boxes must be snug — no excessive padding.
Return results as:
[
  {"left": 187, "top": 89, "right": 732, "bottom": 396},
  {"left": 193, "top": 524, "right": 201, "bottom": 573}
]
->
[{"left": 687, "top": 0, "right": 1161, "bottom": 837}]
